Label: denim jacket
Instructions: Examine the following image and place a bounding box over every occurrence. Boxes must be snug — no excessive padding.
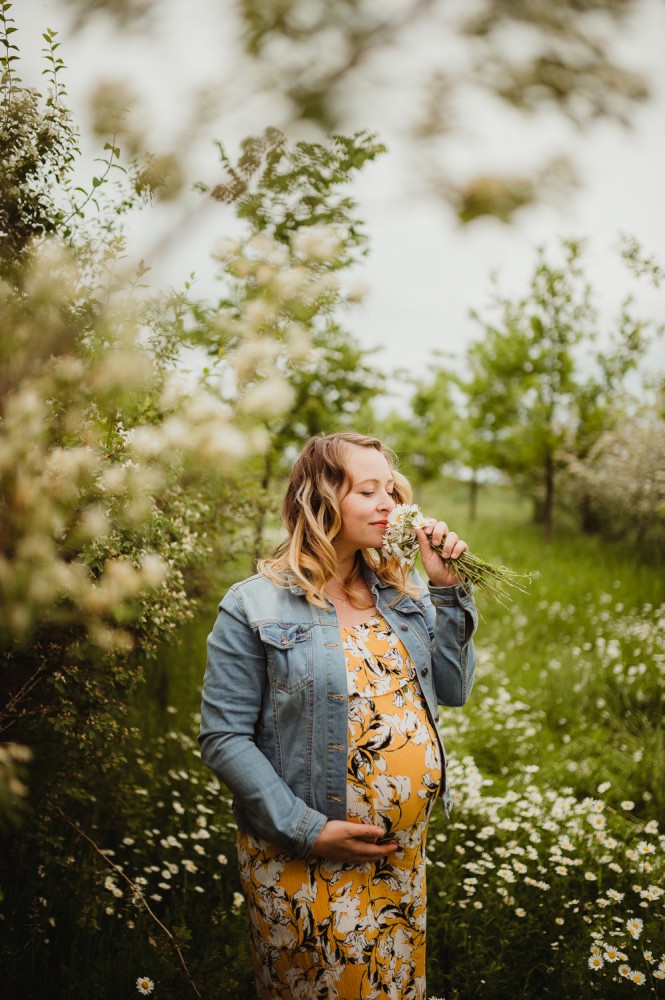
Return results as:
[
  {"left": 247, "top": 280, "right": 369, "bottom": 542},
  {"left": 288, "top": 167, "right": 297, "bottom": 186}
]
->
[{"left": 199, "top": 567, "right": 477, "bottom": 859}]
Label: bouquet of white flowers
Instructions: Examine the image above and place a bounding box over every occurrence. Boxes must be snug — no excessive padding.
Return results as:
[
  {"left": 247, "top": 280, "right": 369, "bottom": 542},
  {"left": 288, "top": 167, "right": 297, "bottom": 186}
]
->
[{"left": 382, "top": 504, "right": 531, "bottom": 605}]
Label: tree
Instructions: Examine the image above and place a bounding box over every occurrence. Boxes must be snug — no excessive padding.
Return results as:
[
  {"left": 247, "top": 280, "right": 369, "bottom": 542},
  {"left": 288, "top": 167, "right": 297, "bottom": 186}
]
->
[
  {"left": 56, "top": 0, "right": 650, "bottom": 224},
  {"left": 191, "top": 128, "right": 387, "bottom": 557},
  {"left": 379, "top": 367, "right": 461, "bottom": 487},
  {"left": 463, "top": 240, "right": 654, "bottom": 541}
]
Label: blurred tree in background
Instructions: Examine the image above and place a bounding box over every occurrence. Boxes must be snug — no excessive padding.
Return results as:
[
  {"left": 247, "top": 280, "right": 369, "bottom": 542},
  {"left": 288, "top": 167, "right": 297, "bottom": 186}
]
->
[
  {"left": 463, "top": 239, "right": 657, "bottom": 541},
  {"left": 191, "top": 128, "right": 386, "bottom": 556},
  {"left": 379, "top": 367, "right": 462, "bottom": 486},
  {"left": 59, "top": 0, "right": 650, "bottom": 224},
  {"left": 379, "top": 239, "right": 662, "bottom": 541}
]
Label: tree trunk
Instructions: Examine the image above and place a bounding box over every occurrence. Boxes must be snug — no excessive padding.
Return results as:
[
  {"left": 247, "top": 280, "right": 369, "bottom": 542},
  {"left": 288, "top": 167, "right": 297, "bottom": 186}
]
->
[
  {"left": 580, "top": 491, "right": 600, "bottom": 534},
  {"left": 543, "top": 454, "right": 554, "bottom": 544},
  {"left": 468, "top": 475, "right": 479, "bottom": 523}
]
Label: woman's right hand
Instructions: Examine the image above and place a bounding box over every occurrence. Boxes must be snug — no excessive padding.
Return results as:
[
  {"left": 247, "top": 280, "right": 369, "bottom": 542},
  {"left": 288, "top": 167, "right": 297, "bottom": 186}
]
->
[{"left": 310, "top": 821, "right": 397, "bottom": 862}]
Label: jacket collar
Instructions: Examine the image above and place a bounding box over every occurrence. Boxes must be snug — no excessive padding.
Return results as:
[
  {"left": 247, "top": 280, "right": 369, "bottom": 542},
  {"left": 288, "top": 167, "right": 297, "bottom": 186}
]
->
[{"left": 285, "top": 560, "right": 393, "bottom": 597}]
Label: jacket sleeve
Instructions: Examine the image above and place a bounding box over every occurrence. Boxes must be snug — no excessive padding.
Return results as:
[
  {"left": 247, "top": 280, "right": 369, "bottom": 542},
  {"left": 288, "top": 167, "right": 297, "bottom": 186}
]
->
[
  {"left": 198, "top": 586, "right": 328, "bottom": 858},
  {"left": 415, "top": 571, "right": 478, "bottom": 707}
]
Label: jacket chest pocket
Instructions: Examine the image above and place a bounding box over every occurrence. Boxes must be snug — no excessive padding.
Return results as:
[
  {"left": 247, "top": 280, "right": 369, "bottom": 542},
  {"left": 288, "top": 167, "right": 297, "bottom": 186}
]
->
[{"left": 258, "top": 623, "right": 314, "bottom": 694}]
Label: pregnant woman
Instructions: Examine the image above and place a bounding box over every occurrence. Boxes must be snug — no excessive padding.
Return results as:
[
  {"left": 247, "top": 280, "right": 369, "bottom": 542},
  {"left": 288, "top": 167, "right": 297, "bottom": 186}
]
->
[{"left": 199, "top": 431, "right": 478, "bottom": 999}]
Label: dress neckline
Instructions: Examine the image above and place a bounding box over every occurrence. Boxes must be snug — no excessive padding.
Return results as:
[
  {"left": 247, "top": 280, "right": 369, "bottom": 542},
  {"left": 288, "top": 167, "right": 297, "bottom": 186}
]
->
[{"left": 339, "top": 614, "right": 385, "bottom": 631}]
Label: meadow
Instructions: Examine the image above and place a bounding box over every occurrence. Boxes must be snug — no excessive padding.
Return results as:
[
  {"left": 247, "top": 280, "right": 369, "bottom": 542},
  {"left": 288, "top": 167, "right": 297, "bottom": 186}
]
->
[{"left": 4, "top": 483, "right": 663, "bottom": 999}]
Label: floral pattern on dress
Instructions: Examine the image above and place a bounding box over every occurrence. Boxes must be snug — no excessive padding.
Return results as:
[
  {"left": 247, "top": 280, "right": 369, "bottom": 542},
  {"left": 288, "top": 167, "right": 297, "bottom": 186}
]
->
[{"left": 237, "top": 614, "right": 443, "bottom": 1000}]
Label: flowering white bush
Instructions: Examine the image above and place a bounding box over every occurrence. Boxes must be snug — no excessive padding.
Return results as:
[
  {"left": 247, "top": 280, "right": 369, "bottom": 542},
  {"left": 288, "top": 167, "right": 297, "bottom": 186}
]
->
[
  {"left": 564, "top": 406, "right": 665, "bottom": 559},
  {"left": 0, "top": 209, "right": 364, "bottom": 655}
]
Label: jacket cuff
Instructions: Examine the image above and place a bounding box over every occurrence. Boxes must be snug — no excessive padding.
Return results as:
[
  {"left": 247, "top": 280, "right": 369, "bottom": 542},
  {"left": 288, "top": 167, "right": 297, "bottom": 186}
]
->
[
  {"left": 428, "top": 581, "right": 475, "bottom": 608},
  {"left": 290, "top": 807, "right": 329, "bottom": 859}
]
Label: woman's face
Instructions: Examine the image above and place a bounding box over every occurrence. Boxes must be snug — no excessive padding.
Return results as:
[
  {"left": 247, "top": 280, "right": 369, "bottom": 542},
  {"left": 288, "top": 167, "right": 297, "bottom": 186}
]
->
[{"left": 335, "top": 444, "right": 396, "bottom": 555}]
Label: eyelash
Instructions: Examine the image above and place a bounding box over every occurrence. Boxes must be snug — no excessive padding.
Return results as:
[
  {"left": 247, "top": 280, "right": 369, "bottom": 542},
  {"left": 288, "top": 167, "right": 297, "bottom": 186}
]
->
[{"left": 361, "top": 490, "right": 394, "bottom": 497}]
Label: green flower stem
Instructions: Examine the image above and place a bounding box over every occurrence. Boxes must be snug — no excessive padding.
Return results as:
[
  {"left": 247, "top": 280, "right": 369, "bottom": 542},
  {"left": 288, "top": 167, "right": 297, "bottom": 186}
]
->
[{"left": 427, "top": 540, "right": 533, "bottom": 606}]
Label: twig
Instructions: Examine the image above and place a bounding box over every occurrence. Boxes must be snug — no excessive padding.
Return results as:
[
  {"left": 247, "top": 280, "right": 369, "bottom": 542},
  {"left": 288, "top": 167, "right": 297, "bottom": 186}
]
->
[
  {"left": 0, "top": 667, "right": 47, "bottom": 735},
  {"left": 55, "top": 805, "right": 203, "bottom": 999}
]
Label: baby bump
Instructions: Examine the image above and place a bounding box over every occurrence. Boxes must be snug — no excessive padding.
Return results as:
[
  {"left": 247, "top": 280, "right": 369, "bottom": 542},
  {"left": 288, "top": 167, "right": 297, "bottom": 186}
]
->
[{"left": 346, "top": 689, "right": 442, "bottom": 838}]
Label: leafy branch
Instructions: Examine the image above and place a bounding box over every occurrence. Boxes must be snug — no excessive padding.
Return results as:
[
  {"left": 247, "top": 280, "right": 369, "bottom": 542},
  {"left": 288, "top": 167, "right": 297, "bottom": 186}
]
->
[
  {"left": 61, "top": 135, "right": 125, "bottom": 229},
  {"left": 0, "top": 1, "right": 19, "bottom": 126}
]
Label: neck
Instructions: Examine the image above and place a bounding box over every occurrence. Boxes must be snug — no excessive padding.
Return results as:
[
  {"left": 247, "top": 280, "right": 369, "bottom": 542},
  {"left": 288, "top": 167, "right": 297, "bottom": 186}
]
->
[{"left": 332, "top": 542, "right": 360, "bottom": 583}]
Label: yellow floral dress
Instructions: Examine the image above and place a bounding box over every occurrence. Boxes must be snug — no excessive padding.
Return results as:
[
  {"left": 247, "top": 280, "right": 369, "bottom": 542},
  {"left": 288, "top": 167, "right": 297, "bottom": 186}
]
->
[{"left": 236, "top": 614, "right": 443, "bottom": 1000}]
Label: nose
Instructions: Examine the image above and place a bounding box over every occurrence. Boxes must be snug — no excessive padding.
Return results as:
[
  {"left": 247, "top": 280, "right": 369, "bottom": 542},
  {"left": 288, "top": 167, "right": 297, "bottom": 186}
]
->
[{"left": 378, "top": 490, "right": 395, "bottom": 512}]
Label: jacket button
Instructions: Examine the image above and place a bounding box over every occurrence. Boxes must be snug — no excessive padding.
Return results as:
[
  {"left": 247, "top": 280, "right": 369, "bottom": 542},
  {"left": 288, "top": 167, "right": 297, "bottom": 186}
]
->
[
  {"left": 400, "top": 624, "right": 409, "bottom": 631},
  {"left": 421, "top": 667, "right": 429, "bottom": 677}
]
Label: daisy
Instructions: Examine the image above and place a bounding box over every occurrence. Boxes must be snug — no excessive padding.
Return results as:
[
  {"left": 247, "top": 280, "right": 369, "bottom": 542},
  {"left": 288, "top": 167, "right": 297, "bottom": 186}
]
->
[
  {"left": 629, "top": 971, "right": 646, "bottom": 985},
  {"left": 136, "top": 977, "right": 155, "bottom": 995},
  {"left": 627, "top": 918, "right": 644, "bottom": 939},
  {"left": 618, "top": 965, "right": 631, "bottom": 978},
  {"left": 621, "top": 801, "right": 635, "bottom": 811},
  {"left": 588, "top": 955, "right": 604, "bottom": 970}
]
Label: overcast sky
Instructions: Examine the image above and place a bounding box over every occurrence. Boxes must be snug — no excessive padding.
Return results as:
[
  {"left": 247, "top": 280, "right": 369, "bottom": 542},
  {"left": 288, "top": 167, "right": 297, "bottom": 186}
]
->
[{"left": 19, "top": 0, "right": 665, "bottom": 389}]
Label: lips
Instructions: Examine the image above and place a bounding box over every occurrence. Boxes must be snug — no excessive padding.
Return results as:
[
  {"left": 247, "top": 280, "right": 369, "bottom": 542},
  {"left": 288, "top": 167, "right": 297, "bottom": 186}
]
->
[{"left": 371, "top": 521, "right": 388, "bottom": 529}]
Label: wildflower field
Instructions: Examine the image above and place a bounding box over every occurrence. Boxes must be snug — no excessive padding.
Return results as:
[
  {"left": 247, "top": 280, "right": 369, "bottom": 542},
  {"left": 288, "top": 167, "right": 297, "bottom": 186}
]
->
[{"left": 2, "top": 485, "right": 663, "bottom": 999}]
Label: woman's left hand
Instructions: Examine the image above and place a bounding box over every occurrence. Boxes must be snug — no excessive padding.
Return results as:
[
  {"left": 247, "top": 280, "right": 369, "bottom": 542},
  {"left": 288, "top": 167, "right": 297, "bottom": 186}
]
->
[{"left": 415, "top": 519, "right": 468, "bottom": 588}]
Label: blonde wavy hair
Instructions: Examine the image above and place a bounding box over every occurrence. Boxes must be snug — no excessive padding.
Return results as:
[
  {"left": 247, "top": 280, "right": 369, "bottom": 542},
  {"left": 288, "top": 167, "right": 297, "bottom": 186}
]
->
[{"left": 258, "top": 432, "right": 421, "bottom": 608}]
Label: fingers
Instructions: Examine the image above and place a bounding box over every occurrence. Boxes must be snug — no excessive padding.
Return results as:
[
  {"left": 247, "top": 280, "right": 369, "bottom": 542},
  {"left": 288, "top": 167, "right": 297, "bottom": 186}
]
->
[
  {"left": 417, "top": 521, "right": 468, "bottom": 560},
  {"left": 357, "top": 824, "right": 386, "bottom": 840},
  {"left": 347, "top": 823, "right": 397, "bottom": 859},
  {"left": 311, "top": 821, "right": 398, "bottom": 862},
  {"left": 442, "top": 534, "right": 468, "bottom": 560}
]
